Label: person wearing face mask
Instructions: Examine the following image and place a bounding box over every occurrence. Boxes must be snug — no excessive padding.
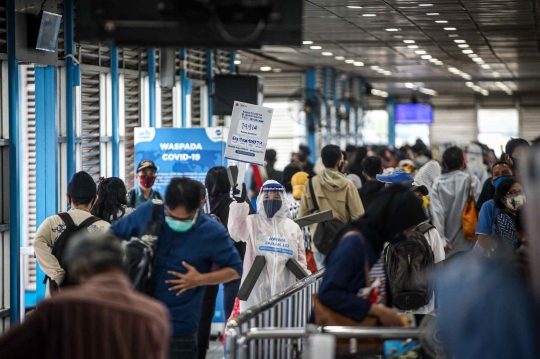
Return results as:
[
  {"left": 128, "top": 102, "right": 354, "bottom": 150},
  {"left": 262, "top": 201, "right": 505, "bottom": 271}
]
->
[
  {"left": 229, "top": 180, "right": 309, "bottom": 312},
  {"left": 110, "top": 177, "right": 242, "bottom": 359},
  {"left": 34, "top": 171, "right": 110, "bottom": 295},
  {"left": 128, "top": 160, "right": 163, "bottom": 208},
  {"left": 494, "top": 178, "right": 525, "bottom": 251}
]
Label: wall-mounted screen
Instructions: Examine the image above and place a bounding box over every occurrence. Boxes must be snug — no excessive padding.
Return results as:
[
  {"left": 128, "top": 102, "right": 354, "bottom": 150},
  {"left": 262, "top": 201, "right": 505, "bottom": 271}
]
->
[{"left": 396, "top": 103, "right": 433, "bottom": 125}]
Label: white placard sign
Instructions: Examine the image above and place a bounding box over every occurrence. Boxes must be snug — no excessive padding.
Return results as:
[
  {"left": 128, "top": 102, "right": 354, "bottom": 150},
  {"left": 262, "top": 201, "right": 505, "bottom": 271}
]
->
[{"left": 224, "top": 101, "right": 274, "bottom": 166}]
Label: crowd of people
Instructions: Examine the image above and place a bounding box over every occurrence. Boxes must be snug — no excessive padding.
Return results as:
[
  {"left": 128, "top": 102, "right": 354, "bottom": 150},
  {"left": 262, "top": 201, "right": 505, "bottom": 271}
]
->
[{"left": 0, "top": 137, "right": 538, "bottom": 359}]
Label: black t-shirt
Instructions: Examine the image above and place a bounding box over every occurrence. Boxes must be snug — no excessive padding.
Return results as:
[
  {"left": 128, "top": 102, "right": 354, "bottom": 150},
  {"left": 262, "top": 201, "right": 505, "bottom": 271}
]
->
[{"left": 360, "top": 181, "right": 385, "bottom": 210}]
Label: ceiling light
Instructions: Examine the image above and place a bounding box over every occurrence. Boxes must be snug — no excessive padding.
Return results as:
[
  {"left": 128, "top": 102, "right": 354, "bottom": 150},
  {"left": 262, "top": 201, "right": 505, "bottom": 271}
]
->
[
  {"left": 465, "top": 82, "right": 474, "bottom": 87},
  {"left": 462, "top": 50, "right": 473, "bottom": 54},
  {"left": 404, "top": 40, "right": 416, "bottom": 44},
  {"left": 473, "top": 86, "right": 482, "bottom": 92},
  {"left": 426, "top": 13, "right": 440, "bottom": 15},
  {"left": 384, "top": 71, "right": 392, "bottom": 75},
  {"left": 435, "top": 20, "right": 448, "bottom": 23},
  {"left": 444, "top": 27, "right": 457, "bottom": 31},
  {"left": 408, "top": 45, "right": 419, "bottom": 49},
  {"left": 353, "top": 62, "right": 364, "bottom": 66},
  {"left": 448, "top": 34, "right": 460, "bottom": 38},
  {"left": 347, "top": 5, "right": 362, "bottom": 8},
  {"left": 363, "top": 14, "right": 377, "bottom": 17},
  {"left": 472, "top": 57, "right": 484, "bottom": 62},
  {"left": 345, "top": 59, "right": 355, "bottom": 63},
  {"left": 415, "top": 50, "right": 427, "bottom": 54},
  {"left": 460, "top": 73, "right": 472, "bottom": 80},
  {"left": 481, "top": 64, "right": 491, "bottom": 69},
  {"left": 419, "top": 4, "right": 433, "bottom": 6},
  {"left": 260, "top": 66, "right": 272, "bottom": 72},
  {"left": 335, "top": 56, "right": 345, "bottom": 60},
  {"left": 376, "top": 69, "right": 386, "bottom": 73},
  {"left": 434, "top": 61, "right": 444, "bottom": 65},
  {"left": 454, "top": 39, "right": 466, "bottom": 43},
  {"left": 492, "top": 71, "right": 500, "bottom": 77},
  {"left": 448, "top": 67, "right": 460, "bottom": 73},
  {"left": 386, "top": 28, "right": 400, "bottom": 31},
  {"left": 458, "top": 44, "right": 469, "bottom": 48},
  {"left": 419, "top": 88, "right": 438, "bottom": 96},
  {"left": 303, "top": 41, "right": 313, "bottom": 45},
  {"left": 429, "top": 58, "right": 439, "bottom": 62},
  {"left": 322, "top": 52, "right": 333, "bottom": 56},
  {"left": 273, "top": 68, "right": 282, "bottom": 73},
  {"left": 405, "top": 83, "right": 415, "bottom": 88},
  {"left": 468, "top": 54, "right": 478, "bottom": 58},
  {"left": 379, "top": 91, "right": 389, "bottom": 98},
  {"left": 421, "top": 55, "right": 432, "bottom": 59},
  {"left": 370, "top": 66, "right": 380, "bottom": 69},
  {"left": 234, "top": 60, "right": 241, "bottom": 65},
  {"left": 310, "top": 46, "right": 322, "bottom": 50},
  {"left": 481, "top": 89, "right": 489, "bottom": 96}
]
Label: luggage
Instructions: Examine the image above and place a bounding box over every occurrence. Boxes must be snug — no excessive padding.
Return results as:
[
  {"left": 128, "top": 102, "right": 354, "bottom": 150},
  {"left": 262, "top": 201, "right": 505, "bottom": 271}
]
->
[
  {"left": 462, "top": 174, "right": 479, "bottom": 240},
  {"left": 44, "top": 212, "right": 101, "bottom": 291},
  {"left": 124, "top": 199, "right": 162, "bottom": 294},
  {"left": 385, "top": 223, "right": 435, "bottom": 310}
]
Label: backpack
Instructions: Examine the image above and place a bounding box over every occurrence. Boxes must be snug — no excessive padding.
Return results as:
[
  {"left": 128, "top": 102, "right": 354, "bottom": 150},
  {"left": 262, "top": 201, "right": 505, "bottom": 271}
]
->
[
  {"left": 128, "top": 188, "right": 162, "bottom": 208},
  {"left": 385, "top": 223, "right": 435, "bottom": 310},
  {"left": 124, "top": 199, "right": 163, "bottom": 295},
  {"left": 308, "top": 178, "right": 346, "bottom": 255},
  {"left": 44, "top": 212, "right": 101, "bottom": 292}
]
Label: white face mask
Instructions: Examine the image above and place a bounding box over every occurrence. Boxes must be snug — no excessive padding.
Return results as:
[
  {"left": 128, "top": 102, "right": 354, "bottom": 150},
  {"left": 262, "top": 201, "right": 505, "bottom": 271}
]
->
[{"left": 504, "top": 194, "right": 525, "bottom": 211}]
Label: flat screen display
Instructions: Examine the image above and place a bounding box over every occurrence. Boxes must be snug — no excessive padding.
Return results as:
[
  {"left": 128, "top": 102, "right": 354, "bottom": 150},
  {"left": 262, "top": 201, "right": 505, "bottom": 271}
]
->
[{"left": 396, "top": 103, "right": 433, "bottom": 125}]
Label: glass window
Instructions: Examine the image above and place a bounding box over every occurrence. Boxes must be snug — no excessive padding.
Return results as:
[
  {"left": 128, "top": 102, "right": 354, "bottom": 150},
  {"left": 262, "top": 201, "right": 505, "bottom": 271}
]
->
[
  {"left": 477, "top": 109, "right": 519, "bottom": 157},
  {"left": 395, "top": 124, "right": 430, "bottom": 148},
  {"left": 363, "top": 110, "right": 389, "bottom": 145}
]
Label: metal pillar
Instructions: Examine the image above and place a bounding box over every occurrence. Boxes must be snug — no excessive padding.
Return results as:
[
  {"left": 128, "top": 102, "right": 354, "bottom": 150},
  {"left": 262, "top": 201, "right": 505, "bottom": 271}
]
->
[
  {"left": 7, "top": 0, "right": 21, "bottom": 323},
  {"left": 206, "top": 50, "right": 213, "bottom": 127},
  {"left": 342, "top": 73, "right": 350, "bottom": 147},
  {"left": 179, "top": 49, "right": 191, "bottom": 128},
  {"left": 148, "top": 48, "right": 156, "bottom": 127},
  {"left": 333, "top": 69, "right": 339, "bottom": 144},
  {"left": 111, "top": 44, "right": 119, "bottom": 176},
  {"left": 359, "top": 77, "right": 367, "bottom": 145},
  {"left": 323, "top": 67, "right": 329, "bottom": 146},
  {"left": 305, "top": 69, "right": 317, "bottom": 164},
  {"left": 65, "top": 0, "right": 75, "bottom": 181},
  {"left": 34, "top": 66, "right": 58, "bottom": 302},
  {"left": 387, "top": 95, "right": 396, "bottom": 147}
]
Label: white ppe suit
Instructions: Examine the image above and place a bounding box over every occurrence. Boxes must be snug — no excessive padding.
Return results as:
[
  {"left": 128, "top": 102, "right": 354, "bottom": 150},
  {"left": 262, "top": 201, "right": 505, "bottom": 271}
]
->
[{"left": 229, "top": 180, "right": 309, "bottom": 312}]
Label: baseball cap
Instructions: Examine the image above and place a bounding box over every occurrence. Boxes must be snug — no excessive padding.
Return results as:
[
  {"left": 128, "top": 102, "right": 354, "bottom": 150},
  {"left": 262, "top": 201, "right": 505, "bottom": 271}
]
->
[
  {"left": 402, "top": 180, "right": 429, "bottom": 196},
  {"left": 137, "top": 160, "right": 157, "bottom": 173},
  {"left": 376, "top": 170, "right": 414, "bottom": 184},
  {"left": 68, "top": 171, "right": 97, "bottom": 198}
]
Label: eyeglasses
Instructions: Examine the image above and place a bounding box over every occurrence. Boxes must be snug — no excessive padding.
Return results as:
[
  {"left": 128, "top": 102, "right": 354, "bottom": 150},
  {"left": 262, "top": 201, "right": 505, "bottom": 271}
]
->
[{"left": 507, "top": 189, "right": 525, "bottom": 196}]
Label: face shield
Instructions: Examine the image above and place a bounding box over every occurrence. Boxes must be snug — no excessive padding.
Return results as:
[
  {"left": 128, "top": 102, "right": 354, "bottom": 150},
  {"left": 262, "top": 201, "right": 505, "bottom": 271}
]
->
[{"left": 256, "top": 180, "right": 289, "bottom": 219}]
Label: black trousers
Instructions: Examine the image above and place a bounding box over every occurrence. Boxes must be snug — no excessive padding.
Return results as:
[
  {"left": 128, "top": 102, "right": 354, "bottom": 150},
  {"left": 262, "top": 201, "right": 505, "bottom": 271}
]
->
[{"left": 197, "top": 285, "right": 219, "bottom": 359}]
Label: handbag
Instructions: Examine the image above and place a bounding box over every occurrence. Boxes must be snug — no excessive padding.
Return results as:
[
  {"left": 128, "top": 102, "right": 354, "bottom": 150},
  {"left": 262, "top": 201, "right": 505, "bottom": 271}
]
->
[
  {"left": 312, "top": 231, "right": 383, "bottom": 355},
  {"left": 462, "top": 174, "right": 479, "bottom": 241}
]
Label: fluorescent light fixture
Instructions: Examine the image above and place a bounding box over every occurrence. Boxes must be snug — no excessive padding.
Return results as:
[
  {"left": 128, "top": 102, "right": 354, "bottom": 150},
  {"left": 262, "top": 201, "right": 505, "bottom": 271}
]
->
[
  {"left": 354, "top": 62, "right": 364, "bottom": 66},
  {"left": 363, "top": 14, "right": 377, "bottom": 17},
  {"left": 454, "top": 39, "right": 466, "bottom": 43},
  {"left": 444, "top": 27, "right": 457, "bottom": 31},
  {"left": 415, "top": 50, "right": 427, "bottom": 54},
  {"left": 322, "top": 52, "right": 333, "bottom": 56},
  {"left": 472, "top": 57, "right": 484, "bottom": 62},
  {"left": 426, "top": 13, "right": 440, "bottom": 15},
  {"left": 370, "top": 66, "right": 380, "bottom": 69},
  {"left": 458, "top": 44, "right": 469, "bottom": 48},
  {"left": 384, "top": 71, "right": 392, "bottom": 75},
  {"left": 421, "top": 55, "right": 432, "bottom": 59},
  {"left": 481, "top": 64, "right": 491, "bottom": 69},
  {"left": 448, "top": 34, "right": 460, "bottom": 37},
  {"left": 345, "top": 59, "right": 355, "bottom": 63},
  {"left": 465, "top": 82, "right": 474, "bottom": 87},
  {"left": 473, "top": 86, "right": 482, "bottom": 92},
  {"left": 404, "top": 83, "right": 415, "bottom": 88},
  {"left": 419, "top": 88, "right": 438, "bottom": 96},
  {"left": 492, "top": 71, "right": 500, "bottom": 77},
  {"left": 376, "top": 69, "right": 386, "bottom": 73},
  {"left": 273, "top": 68, "right": 282, "bottom": 73},
  {"left": 434, "top": 61, "right": 444, "bottom": 65},
  {"left": 460, "top": 73, "right": 472, "bottom": 80},
  {"left": 448, "top": 67, "right": 460, "bottom": 73},
  {"left": 419, "top": 4, "right": 433, "bottom": 6},
  {"left": 303, "top": 41, "right": 313, "bottom": 45},
  {"left": 310, "top": 46, "right": 322, "bottom": 50},
  {"left": 347, "top": 5, "right": 362, "bottom": 8},
  {"left": 260, "top": 66, "right": 272, "bottom": 72},
  {"left": 335, "top": 56, "right": 345, "bottom": 60},
  {"left": 408, "top": 45, "right": 419, "bottom": 49},
  {"left": 386, "top": 28, "right": 400, "bottom": 31},
  {"left": 462, "top": 49, "right": 473, "bottom": 54},
  {"left": 404, "top": 40, "right": 416, "bottom": 44},
  {"left": 435, "top": 20, "right": 448, "bottom": 23},
  {"left": 468, "top": 54, "right": 478, "bottom": 58},
  {"left": 481, "top": 89, "right": 489, "bottom": 96},
  {"left": 234, "top": 60, "right": 241, "bottom": 65}
]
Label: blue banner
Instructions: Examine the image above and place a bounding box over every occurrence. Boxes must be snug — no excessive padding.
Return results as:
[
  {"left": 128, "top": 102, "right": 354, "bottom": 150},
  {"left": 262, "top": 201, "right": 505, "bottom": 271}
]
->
[{"left": 134, "top": 127, "right": 227, "bottom": 194}]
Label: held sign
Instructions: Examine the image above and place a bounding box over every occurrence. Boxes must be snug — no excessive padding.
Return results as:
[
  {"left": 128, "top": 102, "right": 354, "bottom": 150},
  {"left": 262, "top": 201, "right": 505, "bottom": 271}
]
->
[{"left": 224, "top": 101, "right": 274, "bottom": 166}]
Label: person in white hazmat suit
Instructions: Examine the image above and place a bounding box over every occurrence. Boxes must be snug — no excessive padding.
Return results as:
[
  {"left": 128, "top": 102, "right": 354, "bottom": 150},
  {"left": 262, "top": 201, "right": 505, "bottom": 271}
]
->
[{"left": 229, "top": 180, "right": 310, "bottom": 312}]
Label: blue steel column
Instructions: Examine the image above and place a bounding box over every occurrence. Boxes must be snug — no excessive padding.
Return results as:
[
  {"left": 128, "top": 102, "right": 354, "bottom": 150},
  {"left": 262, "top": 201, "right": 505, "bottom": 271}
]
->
[
  {"left": 305, "top": 70, "right": 317, "bottom": 164},
  {"left": 323, "top": 67, "right": 329, "bottom": 145},
  {"left": 342, "top": 74, "right": 350, "bottom": 145},
  {"left": 230, "top": 50, "right": 237, "bottom": 73},
  {"left": 180, "top": 49, "right": 188, "bottom": 127},
  {"left": 359, "top": 77, "right": 367, "bottom": 145},
  {"left": 35, "top": 67, "right": 58, "bottom": 302},
  {"left": 7, "top": 0, "right": 21, "bottom": 323},
  {"left": 206, "top": 50, "right": 213, "bottom": 127},
  {"left": 111, "top": 44, "right": 119, "bottom": 176},
  {"left": 65, "top": 0, "right": 75, "bottom": 180},
  {"left": 148, "top": 48, "right": 156, "bottom": 127},
  {"left": 387, "top": 95, "right": 396, "bottom": 147},
  {"left": 333, "top": 69, "right": 339, "bottom": 144}
]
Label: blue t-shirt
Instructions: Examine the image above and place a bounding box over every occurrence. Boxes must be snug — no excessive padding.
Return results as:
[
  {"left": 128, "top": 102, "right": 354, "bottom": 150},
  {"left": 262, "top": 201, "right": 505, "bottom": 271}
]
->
[
  {"left": 475, "top": 200, "right": 500, "bottom": 236},
  {"left": 110, "top": 202, "right": 243, "bottom": 336}
]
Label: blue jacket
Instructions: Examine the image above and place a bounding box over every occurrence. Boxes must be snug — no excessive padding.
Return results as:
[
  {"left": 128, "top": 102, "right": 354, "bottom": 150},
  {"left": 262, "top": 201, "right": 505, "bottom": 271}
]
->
[{"left": 110, "top": 202, "right": 243, "bottom": 336}]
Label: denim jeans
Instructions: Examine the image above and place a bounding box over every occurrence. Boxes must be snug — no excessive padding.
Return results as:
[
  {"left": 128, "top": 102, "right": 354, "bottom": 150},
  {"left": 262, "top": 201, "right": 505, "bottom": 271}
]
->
[{"left": 169, "top": 333, "right": 198, "bottom": 359}]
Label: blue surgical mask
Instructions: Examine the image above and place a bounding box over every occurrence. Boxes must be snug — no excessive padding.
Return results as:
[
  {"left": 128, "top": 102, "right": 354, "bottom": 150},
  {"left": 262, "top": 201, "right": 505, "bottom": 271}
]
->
[
  {"left": 263, "top": 200, "right": 282, "bottom": 219},
  {"left": 494, "top": 175, "right": 513, "bottom": 189},
  {"left": 165, "top": 211, "right": 198, "bottom": 232}
]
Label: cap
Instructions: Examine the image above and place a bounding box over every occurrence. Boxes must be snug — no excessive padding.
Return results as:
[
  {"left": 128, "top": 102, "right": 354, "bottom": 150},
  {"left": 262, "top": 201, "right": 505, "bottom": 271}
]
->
[
  {"left": 376, "top": 170, "right": 414, "bottom": 184},
  {"left": 137, "top": 160, "right": 157, "bottom": 173},
  {"left": 402, "top": 180, "right": 429, "bottom": 196},
  {"left": 68, "top": 171, "right": 97, "bottom": 198}
]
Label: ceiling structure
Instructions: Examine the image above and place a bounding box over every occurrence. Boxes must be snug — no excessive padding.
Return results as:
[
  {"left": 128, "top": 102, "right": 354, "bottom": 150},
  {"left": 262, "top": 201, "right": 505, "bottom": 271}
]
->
[{"left": 239, "top": 0, "right": 540, "bottom": 97}]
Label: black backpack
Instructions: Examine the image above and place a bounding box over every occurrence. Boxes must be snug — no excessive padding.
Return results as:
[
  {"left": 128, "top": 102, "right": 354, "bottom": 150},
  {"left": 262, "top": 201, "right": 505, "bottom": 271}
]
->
[
  {"left": 385, "top": 223, "right": 435, "bottom": 310},
  {"left": 128, "top": 188, "right": 162, "bottom": 208},
  {"left": 44, "top": 212, "right": 101, "bottom": 292},
  {"left": 124, "top": 199, "right": 163, "bottom": 295},
  {"left": 308, "top": 178, "right": 346, "bottom": 255}
]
